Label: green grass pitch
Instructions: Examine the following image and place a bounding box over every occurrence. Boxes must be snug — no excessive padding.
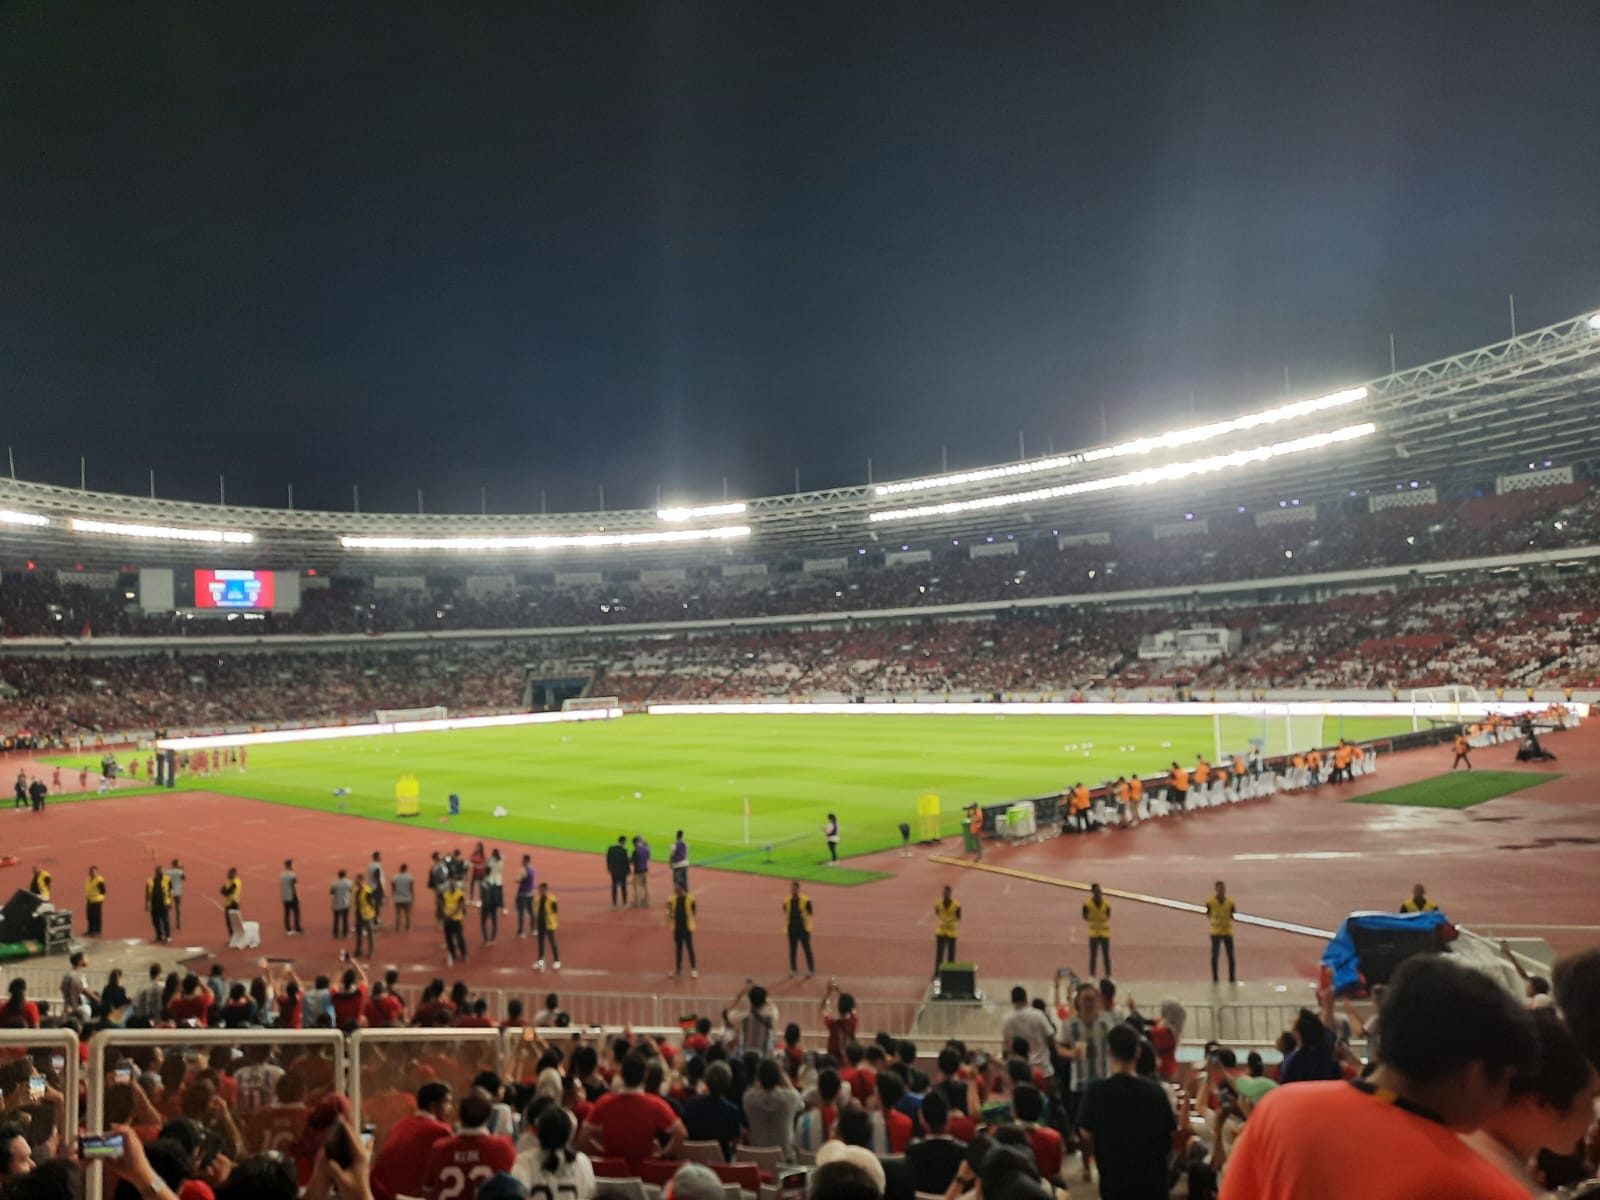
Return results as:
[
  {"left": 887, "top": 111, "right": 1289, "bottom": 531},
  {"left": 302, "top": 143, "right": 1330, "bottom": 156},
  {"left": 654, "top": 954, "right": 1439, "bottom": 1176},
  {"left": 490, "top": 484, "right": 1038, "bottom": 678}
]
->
[
  {"left": 1345, "top": 769, "right": 1559, "bottom": 810},
  {"left": 45, "top": 712, "right": 1415, "bottom": 885}
]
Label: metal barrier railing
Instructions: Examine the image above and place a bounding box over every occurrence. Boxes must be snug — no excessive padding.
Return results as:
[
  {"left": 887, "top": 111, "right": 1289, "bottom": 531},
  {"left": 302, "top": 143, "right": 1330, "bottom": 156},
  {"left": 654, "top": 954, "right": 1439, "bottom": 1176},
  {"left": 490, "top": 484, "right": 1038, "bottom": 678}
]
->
[
  {"left": 84, "top": 1027, "right": 347, "bottom": 1200},
  {"left": 347, "top": 1026, "right": 504, "bottom": 1151},
  {"left": 0, "top": 1028, "right": 81, "bottom": 1171}
]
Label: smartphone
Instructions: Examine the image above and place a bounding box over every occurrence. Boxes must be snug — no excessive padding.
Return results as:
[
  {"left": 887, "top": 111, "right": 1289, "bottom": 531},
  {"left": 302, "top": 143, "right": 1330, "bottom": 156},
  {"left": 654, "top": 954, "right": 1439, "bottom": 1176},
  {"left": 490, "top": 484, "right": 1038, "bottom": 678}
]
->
[
  {"left": 79, "top": 1133, "right": 126, "bottom": 1160},
  {"left": 326, "top": 1121, "right": 357, "bottom": 1169},
  {"left": 50, "top": 1055, "right": 65, "bottom": 1074},
  {"left": 113, "top": 1065, "right": 133, "bottom": 1084},
  {"left": 28, "top": 1076, "right": 45, "bottom": 1099},
  {"left": 777, "top": 1171, "right": 807, "bottom": 1200},
  {"left": 360, "top": 1125, "right": 376, "bottom": 1153}
]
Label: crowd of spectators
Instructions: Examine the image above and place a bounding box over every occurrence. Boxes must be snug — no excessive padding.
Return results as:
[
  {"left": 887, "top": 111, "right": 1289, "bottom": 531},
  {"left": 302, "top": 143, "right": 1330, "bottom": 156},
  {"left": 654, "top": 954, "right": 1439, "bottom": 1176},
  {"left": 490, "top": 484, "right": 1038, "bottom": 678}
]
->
[
  {"left": 5, "top": 571, "right": 1600, "bottom": 741},
  {"left": 1, "top": 945, "right": 1598, "bottom": 1200},
  {"left": 5, "top": 481, "right": 1600, "bottom": 642}
]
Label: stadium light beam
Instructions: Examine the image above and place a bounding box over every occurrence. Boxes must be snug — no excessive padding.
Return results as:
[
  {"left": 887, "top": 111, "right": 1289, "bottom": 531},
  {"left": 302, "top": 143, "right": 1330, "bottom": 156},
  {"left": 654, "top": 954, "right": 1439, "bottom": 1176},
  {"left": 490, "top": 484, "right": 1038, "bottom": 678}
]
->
[
  {"left": 873, "top": 386, "right": 1368, "bottom": 497},
  {"left": 0, "top": 510, "right": 50, "bottom": 528},
  {"left": 657, "top": 501, "right": 747, "bottom": 522},
  {"left": 70, "top": 517, "right": 255, "bottom": 544},
  {"left": 339, "top": 524, "right": 751, "bottom": 551},
  {"left": 867, "top": 423, "right": 1376, "bottom": 524}
]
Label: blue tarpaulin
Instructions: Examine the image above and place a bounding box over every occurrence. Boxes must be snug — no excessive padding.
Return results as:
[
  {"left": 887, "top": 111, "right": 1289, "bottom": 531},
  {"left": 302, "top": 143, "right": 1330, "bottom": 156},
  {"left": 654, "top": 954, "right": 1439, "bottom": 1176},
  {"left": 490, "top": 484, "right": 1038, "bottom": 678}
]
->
[{"left": 1322, "top": 910, "right": 1450, "bottom": 995}]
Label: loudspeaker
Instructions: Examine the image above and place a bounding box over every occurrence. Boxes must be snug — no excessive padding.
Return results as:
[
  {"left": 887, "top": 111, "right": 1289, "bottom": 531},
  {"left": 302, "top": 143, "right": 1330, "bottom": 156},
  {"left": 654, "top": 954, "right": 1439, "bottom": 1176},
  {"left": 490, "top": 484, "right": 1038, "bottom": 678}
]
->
[
  {"left": 0, "top": 889, "right": 45, "bottom": 943},
  {"left": 1348, "top": 923, "right": 1440, "bottom": 986},
  {"left": 935, "top": 962, "right": 979, "bottom": 1001}
]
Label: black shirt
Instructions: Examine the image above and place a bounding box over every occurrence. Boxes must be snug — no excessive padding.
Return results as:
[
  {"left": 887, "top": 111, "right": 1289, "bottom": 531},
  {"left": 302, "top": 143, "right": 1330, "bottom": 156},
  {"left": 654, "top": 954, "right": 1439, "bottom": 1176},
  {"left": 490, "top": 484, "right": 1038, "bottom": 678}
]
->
[
  {"left": 907, "top": 1137, "right": 967, "bottom": 1195},
  {"left": 1076, "top": 1073, "right": 1177, "bottom": 1200},
  {"left": 606, "top": 845, "right": 630, "bottom": 880}
]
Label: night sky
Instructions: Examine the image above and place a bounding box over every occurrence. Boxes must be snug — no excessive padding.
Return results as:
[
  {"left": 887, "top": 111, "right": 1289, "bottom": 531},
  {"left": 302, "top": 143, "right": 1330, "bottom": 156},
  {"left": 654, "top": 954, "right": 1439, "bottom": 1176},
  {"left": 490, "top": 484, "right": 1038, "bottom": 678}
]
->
[{"left": 4, "top": 2, "right": 1598, "bottom": 516}]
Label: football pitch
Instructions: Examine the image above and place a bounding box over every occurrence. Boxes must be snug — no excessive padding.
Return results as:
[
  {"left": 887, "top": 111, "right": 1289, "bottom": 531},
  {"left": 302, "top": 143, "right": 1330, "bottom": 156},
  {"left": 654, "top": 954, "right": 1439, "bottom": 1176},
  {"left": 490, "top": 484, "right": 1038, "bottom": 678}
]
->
[{"left": 46, "top": 711, "right": 1415, "bottom": 884}]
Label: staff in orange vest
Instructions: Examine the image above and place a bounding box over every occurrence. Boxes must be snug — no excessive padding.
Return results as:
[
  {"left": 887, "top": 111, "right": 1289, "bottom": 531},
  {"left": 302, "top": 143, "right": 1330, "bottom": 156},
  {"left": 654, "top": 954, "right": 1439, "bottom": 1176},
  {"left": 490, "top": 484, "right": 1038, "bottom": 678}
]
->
[{"left": 1168, "top": 762, "right": 1191, "bottom": 813}]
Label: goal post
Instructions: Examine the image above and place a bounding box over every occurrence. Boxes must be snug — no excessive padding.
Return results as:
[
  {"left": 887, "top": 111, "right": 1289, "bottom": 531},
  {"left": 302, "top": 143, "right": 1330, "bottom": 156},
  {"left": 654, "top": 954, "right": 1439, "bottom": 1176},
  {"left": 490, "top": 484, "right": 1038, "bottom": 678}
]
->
[
  {"left": 1407, "top": 685, "right": 1483, "bottom": 731},
  {"left": 375, "top": 705, "right": 447, "bottom": 724},
  {"left": 562, "top": 695, "right": 620, "bottom": 713},
  {"left": 1215, "top": 706, "right": 1326, "bottom": 758}
]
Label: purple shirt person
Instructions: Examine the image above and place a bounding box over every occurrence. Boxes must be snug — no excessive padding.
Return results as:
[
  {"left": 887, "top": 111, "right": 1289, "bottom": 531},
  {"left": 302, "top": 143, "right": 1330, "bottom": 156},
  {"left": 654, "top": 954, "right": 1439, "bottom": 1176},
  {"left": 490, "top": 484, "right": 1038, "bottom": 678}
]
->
[
  {"left": 514, "top": 854, "right": 537, "bottom": 936},
  {"left": 631, "top": 836, "right": 652, "bottom": 907},
  {"left": 670, "top": 830, "right": 689, "bottom": 889}
]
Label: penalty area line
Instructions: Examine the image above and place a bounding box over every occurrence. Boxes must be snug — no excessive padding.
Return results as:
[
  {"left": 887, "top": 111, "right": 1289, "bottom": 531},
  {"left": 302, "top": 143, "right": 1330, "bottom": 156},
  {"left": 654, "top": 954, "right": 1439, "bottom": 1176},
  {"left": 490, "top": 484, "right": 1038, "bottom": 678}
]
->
[{"left": 927, "top": 855, "right": 1334, "bottom": 940}]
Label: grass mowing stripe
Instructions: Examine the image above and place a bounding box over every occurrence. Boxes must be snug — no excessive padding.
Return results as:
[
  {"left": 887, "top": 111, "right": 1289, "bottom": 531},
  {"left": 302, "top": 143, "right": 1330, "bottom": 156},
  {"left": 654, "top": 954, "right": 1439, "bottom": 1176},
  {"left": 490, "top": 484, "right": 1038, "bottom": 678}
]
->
[{"left": 1345, "top": 770, "right": 1559, "bottom": 809}]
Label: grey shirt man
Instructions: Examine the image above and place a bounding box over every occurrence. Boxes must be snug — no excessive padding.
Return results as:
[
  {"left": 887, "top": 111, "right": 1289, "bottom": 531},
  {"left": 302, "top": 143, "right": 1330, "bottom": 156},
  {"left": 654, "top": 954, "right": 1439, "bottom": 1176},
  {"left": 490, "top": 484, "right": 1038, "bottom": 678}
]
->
[
  {"left": 743, "top": 1085, "right": 804, "bottom": 1154},
  {"left": 166, "top": 865, "right": 186, "bottom": 897},
  {"left": 392, "top": 871, "right": 414, "bottom": 905},
  {"left": 1000, "top": 1005, "right": 1058, "bottom": 1079},
  {"left": 330, "top": 877, "right": 353, "bottom": 911},
  {"left": 280, "top": 869, "right": 298, "bottom": 904}
]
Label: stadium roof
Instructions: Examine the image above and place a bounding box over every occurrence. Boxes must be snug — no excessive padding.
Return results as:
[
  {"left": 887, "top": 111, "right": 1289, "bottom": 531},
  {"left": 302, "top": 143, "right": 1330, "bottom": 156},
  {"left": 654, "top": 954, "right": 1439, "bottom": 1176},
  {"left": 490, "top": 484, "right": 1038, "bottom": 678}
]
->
[{"left": 3, "top": 307, "right": 1600, "bottom": 570}]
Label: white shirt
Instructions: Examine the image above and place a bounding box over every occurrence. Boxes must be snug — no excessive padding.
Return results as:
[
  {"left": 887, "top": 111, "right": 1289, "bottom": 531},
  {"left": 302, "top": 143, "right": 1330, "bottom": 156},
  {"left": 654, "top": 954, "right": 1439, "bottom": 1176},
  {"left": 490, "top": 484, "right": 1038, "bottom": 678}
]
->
[
  {"left": 1000, "top": 1006, "right": 1057, "bottom": 1077},
  {"left": 512, "top": 1148, "right": 596, "bottom": 1199}
]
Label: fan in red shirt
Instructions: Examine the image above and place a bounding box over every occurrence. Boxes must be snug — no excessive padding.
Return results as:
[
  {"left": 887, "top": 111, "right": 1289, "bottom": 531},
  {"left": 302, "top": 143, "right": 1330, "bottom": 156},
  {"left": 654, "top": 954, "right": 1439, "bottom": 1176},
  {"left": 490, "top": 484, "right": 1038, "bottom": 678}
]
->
[
  {"left": 872, "top": 1073, "right": 915, "bottom": 1152},
  {"left": 1013, "top": 1085, "right": 1063, "bottom": 1182},
  {"left": 245, "top": 1073, "right": 311, "bottom": 1155},
  {"left": 365, "top": 982, "right": 404, "bottom": 1028},
  {"left": 576, "top": 1053, "right": 686, "bottom": 1172},
  {"left": 370, "top": 1083, "right": 456, "bottom": 1200},
  {"left": 167, "top": 976, "right": 212, "bottom": 1026},
  {"left": 839, "top": 1043, "right": 875, "bottom": 1104},
  {"left": 422, "top": 1095, "right": 515, "bottom": 1200},
  {"left": 330, "top": 966, "right": 369, "bottom": 1032},
  {"left": 822, "top": 982, "right": 859, "bottom": 1062}
]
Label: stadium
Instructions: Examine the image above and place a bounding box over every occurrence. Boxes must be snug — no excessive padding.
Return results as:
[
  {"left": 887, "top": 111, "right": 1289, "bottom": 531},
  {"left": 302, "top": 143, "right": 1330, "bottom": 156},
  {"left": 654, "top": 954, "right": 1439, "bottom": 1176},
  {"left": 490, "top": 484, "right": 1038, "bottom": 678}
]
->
[{"left": 6, "top": 8, "right": 1600, "bottom": 1199}]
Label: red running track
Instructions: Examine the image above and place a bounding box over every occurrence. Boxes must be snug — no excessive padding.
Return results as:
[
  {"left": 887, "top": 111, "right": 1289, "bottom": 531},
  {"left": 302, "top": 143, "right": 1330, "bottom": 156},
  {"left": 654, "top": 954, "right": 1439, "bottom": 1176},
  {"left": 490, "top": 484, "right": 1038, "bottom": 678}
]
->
[{"left": 2, "top": 725, "right": 1596, "bottom": 1016}]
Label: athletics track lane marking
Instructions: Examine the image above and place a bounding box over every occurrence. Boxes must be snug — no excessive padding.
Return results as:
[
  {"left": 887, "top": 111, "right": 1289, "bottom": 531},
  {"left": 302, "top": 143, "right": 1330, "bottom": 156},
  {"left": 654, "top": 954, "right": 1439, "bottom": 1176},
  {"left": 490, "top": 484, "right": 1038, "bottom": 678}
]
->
[{"left": 927, "top": 855, "right": 1334, "bottom": 940}]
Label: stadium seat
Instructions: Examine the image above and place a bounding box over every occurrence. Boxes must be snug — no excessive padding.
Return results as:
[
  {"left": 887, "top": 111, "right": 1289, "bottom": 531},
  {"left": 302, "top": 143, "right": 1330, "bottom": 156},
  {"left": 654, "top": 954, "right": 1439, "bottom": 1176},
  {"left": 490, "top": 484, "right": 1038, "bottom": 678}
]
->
[
  {"left": 735, "top": 1147, "right": 784, "bottom": 1176},
  {"left": 682, "top": 1139, "right": 730, "bottom": 1164}
]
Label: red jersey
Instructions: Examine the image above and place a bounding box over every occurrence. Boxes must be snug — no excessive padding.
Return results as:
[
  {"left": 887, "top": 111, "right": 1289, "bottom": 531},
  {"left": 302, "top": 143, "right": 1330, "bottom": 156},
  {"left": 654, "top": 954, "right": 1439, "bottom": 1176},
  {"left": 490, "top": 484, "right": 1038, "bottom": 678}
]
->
[
  {"left": 422, "top": 1132, "right": 516, "bottom": 1200},
  {"left": 276, "top": 994, "right": 303, "bottom": 1029},
  {"left": 366, "top": 993, "right": 404, "bottom": 1027},
  {"left": 246, "top": 1104, "right": 309, "bottom": 1155},
  {"left": 370, "top": 1113, "right": 452, "bottom": 1200},
  {"left": 825, "top": 1011, "right": 859, "bottom": 1061},
  {"left": 330, "top": 987, "right": 368, "bottom": 1031},
  {"left": 839, "top": 1066, "right": 875, "bottom": 1103},
  {"left": 1024, "top": 1126, "right": 1063, "bottom": 1182},
  {"left": 883, "top": 1107, "right": 913, "bottom": 1153},
  {"left": 168, "top": 991, "right": 211, "bottom": 1026},
  {"left": 583, "top": 1091, "right": 680, "bottom": 1171}
]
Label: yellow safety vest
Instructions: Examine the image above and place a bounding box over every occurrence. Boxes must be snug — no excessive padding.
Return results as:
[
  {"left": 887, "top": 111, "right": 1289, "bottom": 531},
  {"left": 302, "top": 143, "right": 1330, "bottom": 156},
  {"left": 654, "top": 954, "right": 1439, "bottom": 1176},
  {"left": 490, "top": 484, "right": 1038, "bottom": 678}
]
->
[
  {"left": 1083, "top": 898, "right": 1111, "bottom": 939},
  {"left": 935, "top": 898, "right": 961, "bottom": 938},
  {"left": 783, "top": 894, "right": 814, "bottom": 934},
  {"left": 1206, "top": 896, "right": 1236, "bottom": 937},
  {"left": 668, "top": 894, "right": 697, "bottom": 932},
  {"left": 536, "top": 893, "right": 559, "bottom": 930}
]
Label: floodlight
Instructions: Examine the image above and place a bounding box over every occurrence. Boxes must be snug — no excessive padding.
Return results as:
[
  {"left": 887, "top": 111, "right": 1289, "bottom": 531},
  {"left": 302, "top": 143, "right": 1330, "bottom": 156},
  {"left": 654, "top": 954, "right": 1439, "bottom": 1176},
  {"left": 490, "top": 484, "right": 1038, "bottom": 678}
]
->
[
  {"left": 339, "top": 525, "right": 751, "bottom": 551},
  {"left": 657, "top": 502, "right": 747, "bottom": 522},
  {"left": 873, "top": 386, "right": 1367, "bottom": 498},
  {"left": 867, "top": 423, "right": 1376, "bottom": 524},
  {"left": 70, "top": 517, "right": 254, "bottom": 544},
  {"left": 0, "top": 510, "right": 50, "bottom": 527}
]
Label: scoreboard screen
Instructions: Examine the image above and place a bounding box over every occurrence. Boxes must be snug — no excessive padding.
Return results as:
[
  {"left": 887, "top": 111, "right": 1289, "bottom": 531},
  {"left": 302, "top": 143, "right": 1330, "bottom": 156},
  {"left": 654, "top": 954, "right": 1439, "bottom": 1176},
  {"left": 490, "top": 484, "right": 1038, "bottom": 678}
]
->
[{"left": 193, "top": 569, "right": 276, "bottom": 610}]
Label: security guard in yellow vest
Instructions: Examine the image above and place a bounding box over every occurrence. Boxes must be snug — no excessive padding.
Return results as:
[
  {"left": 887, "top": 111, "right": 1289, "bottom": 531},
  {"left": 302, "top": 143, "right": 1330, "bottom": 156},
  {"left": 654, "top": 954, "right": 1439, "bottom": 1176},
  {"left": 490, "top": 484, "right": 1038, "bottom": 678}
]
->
[
  {"left": 145, "top": 866, "right": 173, "bottom": 943},
  {"left": 667, "top": 883, "right": 698, "bottom": 978},
  {"left": 1083, "top": 882, "right": 1112, "bottom": 978},
  {"left": 783, "top": 881, "right": 815, "bottom": 979},
  {"left": 934, "top": 885, "right": 962, "bottom": 978},
  {"left": 535, "top": 881, "right": 560, "bottom": 971},
  {"left": 354, "top": 878, "right": 378, "bottom": 958},
  {"left": 1206, "top": 879, "right": 1237, "bottom": 983},
  {"left": 1400, "top": 883, "right": 1439, "bottom": 914}
]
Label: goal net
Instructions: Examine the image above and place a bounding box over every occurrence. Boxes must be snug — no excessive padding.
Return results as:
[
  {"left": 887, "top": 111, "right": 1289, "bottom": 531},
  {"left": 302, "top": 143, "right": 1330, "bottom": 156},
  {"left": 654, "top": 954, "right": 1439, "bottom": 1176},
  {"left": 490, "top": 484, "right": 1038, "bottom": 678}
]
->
[
  {"left": 1216, "top": 708, "right": 1326, "bottom": 758},
  {"left": 375, "top": 705, "right": 448, "bottom": 725},
  {"left": 562, "top": 695, "right": 620, "bottom": 713},
  {"left": 1408, "top": 685, "right": 1483, "bottom": 730}
]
